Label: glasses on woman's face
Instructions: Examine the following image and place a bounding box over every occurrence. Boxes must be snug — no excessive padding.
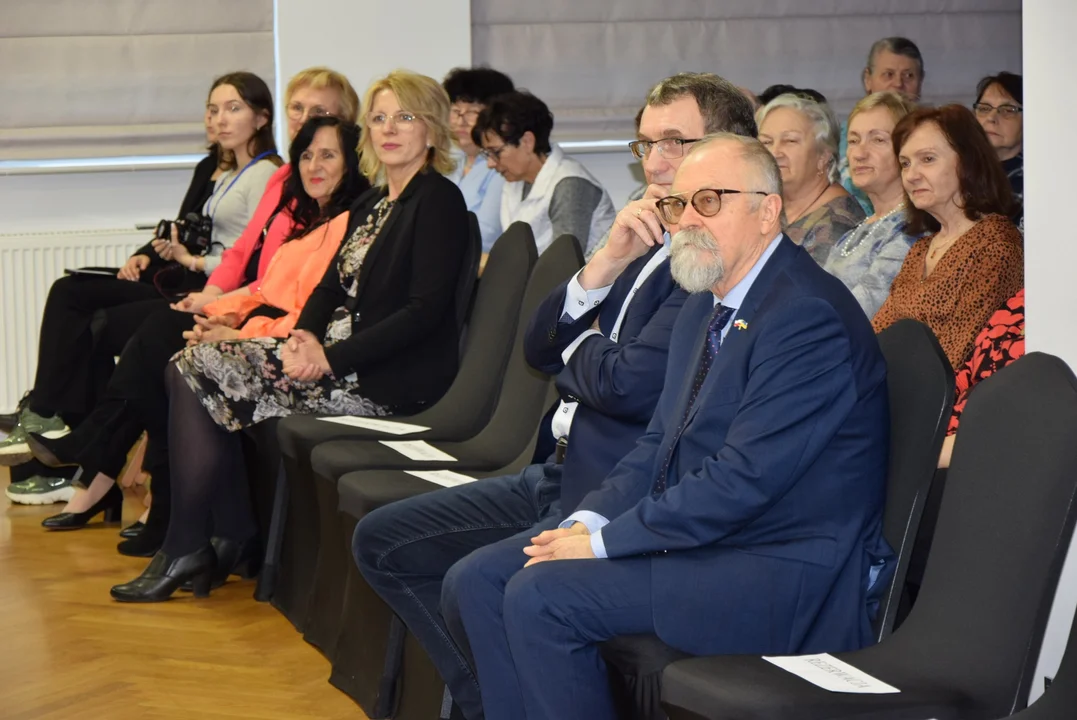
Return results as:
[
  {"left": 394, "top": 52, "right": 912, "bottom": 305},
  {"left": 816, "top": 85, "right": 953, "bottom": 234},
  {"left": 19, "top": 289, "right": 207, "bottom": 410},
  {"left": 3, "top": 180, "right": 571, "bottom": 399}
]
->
[
  {"left": 287, "top": 102, "right": 332, "bottom": 121},
  {"left": 480, "top": 144, "right": 508, "bottom": 163},
  {"left": 972, "top": 102, "right": 1023, "bottom": 120},
  {"left": 450, "top": 107, "right": 482, "bottom": 124},
  {"left": 368, "top": 111, "right": 419, "bottom": 128},
  {"left": 655, "top": 188, "right": 769, "bottom": 224},
  {"left": 628, "top": 137, "right": 703, "bottom": 160}
]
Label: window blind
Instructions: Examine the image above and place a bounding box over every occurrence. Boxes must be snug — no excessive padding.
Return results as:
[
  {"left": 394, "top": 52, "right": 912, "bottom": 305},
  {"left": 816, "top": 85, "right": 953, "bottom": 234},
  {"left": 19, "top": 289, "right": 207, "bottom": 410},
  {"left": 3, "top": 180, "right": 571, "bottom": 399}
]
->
[
  {"left": 0, "top": 0, "right": 274, "bottom": 161},
  {"left": 471, "top": 0, "right": 1021, "bottom": 141}
]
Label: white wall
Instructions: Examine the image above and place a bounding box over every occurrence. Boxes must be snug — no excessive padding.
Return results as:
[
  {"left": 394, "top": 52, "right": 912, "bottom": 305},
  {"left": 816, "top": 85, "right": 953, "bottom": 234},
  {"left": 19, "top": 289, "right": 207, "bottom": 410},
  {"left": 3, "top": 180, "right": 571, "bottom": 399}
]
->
[
  {"left": 274, "top": 0, "right": 471, "bottom": 149},
  {"left": 1025, "top": 0, "right": 1077, "bottom": 702}
]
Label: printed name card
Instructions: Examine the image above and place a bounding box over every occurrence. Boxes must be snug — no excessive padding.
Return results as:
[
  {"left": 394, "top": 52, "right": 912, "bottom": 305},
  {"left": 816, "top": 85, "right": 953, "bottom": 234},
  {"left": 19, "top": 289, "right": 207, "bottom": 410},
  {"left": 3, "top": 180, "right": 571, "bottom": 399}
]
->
[
  {"left": 318, "top": 416, "right": 430, "bottom": 435},
  {"left": 762, "top": 653, "right": 900, "bottom": 694},
  {"left": 404, "top": 470, "right": 478, "bottom": 488},
  {"left": 379, "top": 440, "right": 458, "bottom": 462}
]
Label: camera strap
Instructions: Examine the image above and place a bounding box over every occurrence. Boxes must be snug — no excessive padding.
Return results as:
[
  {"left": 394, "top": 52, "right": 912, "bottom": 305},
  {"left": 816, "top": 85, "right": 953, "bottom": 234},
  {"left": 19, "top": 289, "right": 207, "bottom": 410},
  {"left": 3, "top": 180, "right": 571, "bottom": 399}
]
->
[{"left": 206, "top": 150, "right": 277, "bottom": 221}]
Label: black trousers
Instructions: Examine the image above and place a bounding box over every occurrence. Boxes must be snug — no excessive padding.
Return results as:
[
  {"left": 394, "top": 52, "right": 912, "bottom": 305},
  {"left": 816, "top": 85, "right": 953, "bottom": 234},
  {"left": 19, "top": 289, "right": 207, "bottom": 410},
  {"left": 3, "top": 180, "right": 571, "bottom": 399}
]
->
[{"left": 31, "top": 274, "right": 168, "bottom": 422}]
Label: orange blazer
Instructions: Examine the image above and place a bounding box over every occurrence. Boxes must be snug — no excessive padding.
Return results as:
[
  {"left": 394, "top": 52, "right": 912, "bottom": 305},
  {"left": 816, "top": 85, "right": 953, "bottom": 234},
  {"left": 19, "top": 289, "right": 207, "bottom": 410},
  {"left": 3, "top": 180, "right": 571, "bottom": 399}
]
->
[{"left": 203, "top": 211, "right": 349, "bottom": 338}]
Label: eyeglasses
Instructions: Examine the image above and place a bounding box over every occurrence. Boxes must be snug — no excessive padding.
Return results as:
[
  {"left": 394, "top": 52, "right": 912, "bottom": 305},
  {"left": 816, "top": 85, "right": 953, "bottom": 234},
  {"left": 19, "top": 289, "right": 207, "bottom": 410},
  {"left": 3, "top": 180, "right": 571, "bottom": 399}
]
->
[
  {"left": 480, "top": 145, "right": 508, "bottom": 162},
  {"left": 287, "top": 102, "right": 333, "bottom": 121},
  {"left": 628, "top": 137, "right": 703, "bottom": 160},
  {"left": 655, "top": 188, "right": 769, "bottom": 224},
  {"left": 450, "top": 108, "right": 482, "bottom": 123},
  {"left": 368, "top": 111, "right": 419, "bottom": 127},
  {"left": 972, "top": 102, "right": 1022, "bottom": 119}
]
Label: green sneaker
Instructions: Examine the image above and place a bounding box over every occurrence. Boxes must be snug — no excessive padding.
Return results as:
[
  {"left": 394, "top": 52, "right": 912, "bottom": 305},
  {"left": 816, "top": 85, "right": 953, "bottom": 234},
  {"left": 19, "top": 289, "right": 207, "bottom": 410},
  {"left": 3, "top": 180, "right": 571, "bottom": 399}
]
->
[
  {"left": 5, "top": 475, "right": 76, "bottom": 505},
  {"left": 0, "top": 409, "right": 69, "bottom": 466}
]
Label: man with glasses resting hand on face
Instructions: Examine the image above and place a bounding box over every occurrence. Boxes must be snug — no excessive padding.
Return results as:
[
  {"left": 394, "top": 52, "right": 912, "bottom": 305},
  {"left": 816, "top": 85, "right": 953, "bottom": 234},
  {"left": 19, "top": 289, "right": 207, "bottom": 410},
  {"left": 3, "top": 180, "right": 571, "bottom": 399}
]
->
[
  {"left": 352, "top": 73, "right": 758, "bottom": 720},
  {"left": 443, "top": 133, "right": 894, "bottom": 720}
]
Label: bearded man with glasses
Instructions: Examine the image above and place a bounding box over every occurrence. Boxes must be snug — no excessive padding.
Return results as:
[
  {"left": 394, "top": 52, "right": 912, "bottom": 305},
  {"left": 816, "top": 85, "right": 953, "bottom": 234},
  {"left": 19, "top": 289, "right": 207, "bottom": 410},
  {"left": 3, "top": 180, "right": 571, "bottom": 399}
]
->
[
  {"left": 352, "top": 73, "right": 760, "bottom": 720},
  {"left": 442, "top": 133, "right": 893, "bottom": 720}
]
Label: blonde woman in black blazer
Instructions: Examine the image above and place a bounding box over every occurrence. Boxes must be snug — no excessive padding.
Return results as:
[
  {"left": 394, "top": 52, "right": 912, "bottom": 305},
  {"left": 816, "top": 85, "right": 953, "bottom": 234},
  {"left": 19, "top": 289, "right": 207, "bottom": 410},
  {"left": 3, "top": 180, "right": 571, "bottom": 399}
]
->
[{"left": 111, "top": 70, "right": 470, "bottom": 602}]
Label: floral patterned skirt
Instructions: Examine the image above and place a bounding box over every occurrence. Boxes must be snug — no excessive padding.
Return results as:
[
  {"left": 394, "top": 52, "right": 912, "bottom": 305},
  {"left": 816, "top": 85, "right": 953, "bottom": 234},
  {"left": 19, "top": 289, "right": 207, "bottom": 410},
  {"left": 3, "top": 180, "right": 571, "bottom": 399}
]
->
[{"left": 173, "top": 336, "right": 388, "bottom": 432}]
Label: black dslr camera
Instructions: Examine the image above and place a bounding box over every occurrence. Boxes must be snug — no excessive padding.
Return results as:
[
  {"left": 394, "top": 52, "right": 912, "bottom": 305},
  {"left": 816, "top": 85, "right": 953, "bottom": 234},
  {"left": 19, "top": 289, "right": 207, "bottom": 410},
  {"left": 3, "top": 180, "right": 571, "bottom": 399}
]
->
[{"left": 155, "top": 212, "right": 214, "bottom": 256}]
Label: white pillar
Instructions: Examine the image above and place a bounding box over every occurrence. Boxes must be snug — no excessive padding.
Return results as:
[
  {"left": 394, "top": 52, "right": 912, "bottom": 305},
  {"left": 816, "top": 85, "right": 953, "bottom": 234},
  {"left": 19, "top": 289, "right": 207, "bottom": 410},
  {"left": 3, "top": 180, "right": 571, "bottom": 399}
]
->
[
  {"left": 273, "top": 0, "right": 472, "bottom": 147},
  {"left": 1025, "top": 0, "right": 1077, "bottom": 703}
]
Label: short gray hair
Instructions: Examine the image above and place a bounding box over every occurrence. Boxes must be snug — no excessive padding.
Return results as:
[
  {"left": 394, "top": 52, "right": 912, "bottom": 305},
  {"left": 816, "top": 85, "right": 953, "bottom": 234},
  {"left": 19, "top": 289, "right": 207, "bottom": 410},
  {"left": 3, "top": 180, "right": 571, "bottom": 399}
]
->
[
  {"left": 755, "top": 94, "right": 841, "bottom": 184},
  {"left": 646, "top": 72, "right": 758, "bottom": 138},
  {"left": 687, "top": 133, "right": 787, "bottom": 227},
  {"left": 866, "top": 36, "right": 925, "bottom": 76}
]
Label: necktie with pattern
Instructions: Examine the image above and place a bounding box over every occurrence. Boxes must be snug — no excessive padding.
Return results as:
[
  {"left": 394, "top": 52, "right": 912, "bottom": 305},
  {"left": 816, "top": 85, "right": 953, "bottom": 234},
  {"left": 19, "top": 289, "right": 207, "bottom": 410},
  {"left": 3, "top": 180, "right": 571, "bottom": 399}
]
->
[{"left": 652, "top": 303, "right": 735, "bottom": 496}]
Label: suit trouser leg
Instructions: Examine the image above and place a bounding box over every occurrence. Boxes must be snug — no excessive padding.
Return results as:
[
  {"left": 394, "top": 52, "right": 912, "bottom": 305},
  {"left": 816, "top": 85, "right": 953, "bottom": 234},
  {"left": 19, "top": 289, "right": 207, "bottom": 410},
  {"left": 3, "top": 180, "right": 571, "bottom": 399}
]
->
[{"left": 354, "top": 463, "right": 562, "bottom": 720}]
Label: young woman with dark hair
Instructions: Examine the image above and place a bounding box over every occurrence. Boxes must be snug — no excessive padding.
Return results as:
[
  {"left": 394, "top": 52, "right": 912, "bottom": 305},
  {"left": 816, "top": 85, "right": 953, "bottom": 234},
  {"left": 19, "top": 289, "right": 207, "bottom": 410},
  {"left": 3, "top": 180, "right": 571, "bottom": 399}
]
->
[{"left": 32, "top": 117, "right": 370, "bottom": 558}]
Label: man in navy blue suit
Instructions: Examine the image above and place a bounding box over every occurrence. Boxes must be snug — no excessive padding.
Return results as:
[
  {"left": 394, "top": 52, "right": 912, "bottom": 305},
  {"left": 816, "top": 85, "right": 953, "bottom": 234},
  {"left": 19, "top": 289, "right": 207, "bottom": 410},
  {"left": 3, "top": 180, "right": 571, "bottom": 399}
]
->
[
  {"left": 444, "top": 134, "right": 894, "bottom": 720},
  {"left": 353, "top": 74, "right": 759, "bottom": 720}
]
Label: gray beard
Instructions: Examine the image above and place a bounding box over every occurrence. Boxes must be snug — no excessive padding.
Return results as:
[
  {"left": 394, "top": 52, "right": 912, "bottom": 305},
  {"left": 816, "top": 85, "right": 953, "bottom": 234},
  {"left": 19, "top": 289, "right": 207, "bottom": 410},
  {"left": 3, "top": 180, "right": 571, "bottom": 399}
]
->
[{"left": 669, "top": 227, "right": 726, "bottom": 294}]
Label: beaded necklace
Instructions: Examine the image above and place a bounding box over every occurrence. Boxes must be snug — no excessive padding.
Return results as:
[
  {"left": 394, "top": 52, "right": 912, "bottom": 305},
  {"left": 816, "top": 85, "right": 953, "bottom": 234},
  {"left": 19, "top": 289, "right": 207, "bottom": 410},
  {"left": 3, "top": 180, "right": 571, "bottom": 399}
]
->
[{"left": 838, "top": 203, "right": 905, "bottom": 258}]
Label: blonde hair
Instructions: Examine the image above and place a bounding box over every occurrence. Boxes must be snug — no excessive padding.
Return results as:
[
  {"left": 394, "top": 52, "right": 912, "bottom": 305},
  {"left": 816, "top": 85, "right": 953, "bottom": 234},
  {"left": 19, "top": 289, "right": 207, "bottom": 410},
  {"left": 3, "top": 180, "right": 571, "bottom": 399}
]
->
[
  {"left": 286, "top": 67, "right": 361, "bottom": 124},
  {"left": 847, "top": 90, "right": 918, "bottom": 128},
  {"left": 358, "top": 70, "right": 456, "bottom": 186}
]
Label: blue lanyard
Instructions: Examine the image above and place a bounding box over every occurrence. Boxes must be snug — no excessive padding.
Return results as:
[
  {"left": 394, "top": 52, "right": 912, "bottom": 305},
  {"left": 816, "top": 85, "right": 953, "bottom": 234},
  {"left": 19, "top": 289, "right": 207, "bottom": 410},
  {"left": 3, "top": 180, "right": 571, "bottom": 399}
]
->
[{"left": 206, "top": 150, "right": 275, "bottom": 221}]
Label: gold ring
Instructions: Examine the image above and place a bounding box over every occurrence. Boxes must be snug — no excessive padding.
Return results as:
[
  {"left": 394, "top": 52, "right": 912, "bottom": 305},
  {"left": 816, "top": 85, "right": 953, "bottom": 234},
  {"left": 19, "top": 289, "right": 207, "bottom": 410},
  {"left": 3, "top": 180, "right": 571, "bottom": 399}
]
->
[{"left": 636, "top": 207, "right": 643, "bottom": 217}]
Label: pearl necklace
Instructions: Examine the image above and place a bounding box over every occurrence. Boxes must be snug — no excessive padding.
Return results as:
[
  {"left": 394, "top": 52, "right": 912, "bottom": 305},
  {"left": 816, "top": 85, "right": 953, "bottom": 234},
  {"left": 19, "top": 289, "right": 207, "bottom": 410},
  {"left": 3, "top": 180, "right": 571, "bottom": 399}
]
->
[{"left": 838, "top": 203, "right": 905, "bottom": 258}]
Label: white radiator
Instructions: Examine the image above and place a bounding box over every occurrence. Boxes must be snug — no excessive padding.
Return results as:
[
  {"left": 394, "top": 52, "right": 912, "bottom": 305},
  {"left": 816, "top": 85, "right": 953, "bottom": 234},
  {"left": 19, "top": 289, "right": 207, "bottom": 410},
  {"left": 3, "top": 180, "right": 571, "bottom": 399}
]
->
[{"left": 0, "top": 229, "right": 148, "bottom": 413}]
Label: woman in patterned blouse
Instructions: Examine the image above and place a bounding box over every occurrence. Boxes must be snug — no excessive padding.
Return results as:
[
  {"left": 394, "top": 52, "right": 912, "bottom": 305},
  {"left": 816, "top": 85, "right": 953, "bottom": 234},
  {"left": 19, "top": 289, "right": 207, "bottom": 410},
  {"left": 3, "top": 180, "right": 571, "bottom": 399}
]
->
[
  {"left": 756, "top": 93, "right": 866, "bottom": 264},
  {"left": 872, "top": 105, "right": 1022, "bottom": 370},
  {"left": 937, "top": 289, "right": 1024, "bottom": 468}
]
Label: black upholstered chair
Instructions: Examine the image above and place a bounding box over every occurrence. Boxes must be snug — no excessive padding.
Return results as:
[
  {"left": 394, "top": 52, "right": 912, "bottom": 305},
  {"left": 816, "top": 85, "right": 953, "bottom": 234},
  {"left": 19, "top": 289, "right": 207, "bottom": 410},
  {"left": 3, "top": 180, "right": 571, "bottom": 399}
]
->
[
  {"left": 599, "top": 318, "right": 956, "bottom": 719},
  {"left": 661, "top": 353, "right": 1077, "bottom": 720},
  {"left": 1000, "top": 597, "right": 1077, "bottom": 720},
  {"left": 321, "top": 235, "right": 584, "bottom": 717},
  {"left": 255, "top": 223, "right": 538, "bottom": 617}
]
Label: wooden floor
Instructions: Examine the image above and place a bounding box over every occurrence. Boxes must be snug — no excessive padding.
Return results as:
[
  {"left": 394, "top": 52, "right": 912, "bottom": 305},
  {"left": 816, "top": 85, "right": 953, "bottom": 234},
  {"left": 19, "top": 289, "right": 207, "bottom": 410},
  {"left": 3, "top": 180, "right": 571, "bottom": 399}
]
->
[{"left": 0, "top": 468, "right": 368, "bottom": 720}]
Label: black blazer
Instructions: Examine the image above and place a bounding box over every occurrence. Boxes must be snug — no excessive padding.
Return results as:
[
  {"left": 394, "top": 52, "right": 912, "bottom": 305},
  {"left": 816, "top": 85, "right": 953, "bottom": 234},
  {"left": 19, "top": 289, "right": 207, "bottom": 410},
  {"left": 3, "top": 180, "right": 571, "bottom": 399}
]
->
[{"left": 295, "top": 168, "right": 469, "bottom": 411}]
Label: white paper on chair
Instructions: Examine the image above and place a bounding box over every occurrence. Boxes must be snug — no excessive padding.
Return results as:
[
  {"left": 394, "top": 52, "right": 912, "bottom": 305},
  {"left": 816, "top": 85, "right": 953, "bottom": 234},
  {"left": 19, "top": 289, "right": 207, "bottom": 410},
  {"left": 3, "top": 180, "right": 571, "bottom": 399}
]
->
[
  {"left": 379, "top": 440, "right": 458, "bottom": 462},
  {"left": 405, "top": 470, "right": 478, "bottom": 488},
  {"left": 762, "top": 654, "right": 900, "bottom": 694},
  {"left": 318, "top": 416, "right": 430, "bottom": 435}
]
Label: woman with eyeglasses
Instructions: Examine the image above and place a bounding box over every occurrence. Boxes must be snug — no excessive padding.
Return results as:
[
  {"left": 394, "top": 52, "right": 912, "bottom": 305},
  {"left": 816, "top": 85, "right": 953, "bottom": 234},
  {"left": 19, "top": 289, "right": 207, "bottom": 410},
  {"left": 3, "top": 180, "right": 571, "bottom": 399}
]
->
[
  {"left": 757, "top": 93, "right": 866, "bottom": 265},
  {"left": 109, "top": 70, "right": 472, "bottom": 601},
  {"left": 443, "top": 67, "right": 515, "bottom": 256},
  {"left": 973, "top": 72, "right": 1023, "bottom": 232},
  {"left": 473, "top": 90, "right": 617, "bottom": 256}
]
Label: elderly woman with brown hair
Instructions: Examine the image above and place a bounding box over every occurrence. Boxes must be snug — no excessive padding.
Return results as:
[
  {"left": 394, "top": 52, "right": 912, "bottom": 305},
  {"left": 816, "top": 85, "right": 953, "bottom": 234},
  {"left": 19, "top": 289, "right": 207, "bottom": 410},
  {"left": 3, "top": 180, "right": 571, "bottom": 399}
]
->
[
  {"left": 757, "top": 93, "right": 866, "bottom": 264},
  {"left": 109, "top": 70, "right": 471, "bottom": 602},
  {"left": 823, "top": 91, "right": 919, "bottom": 318},
  {"left": 872, "top": 105, "right": 1023, "bottom": 370}
]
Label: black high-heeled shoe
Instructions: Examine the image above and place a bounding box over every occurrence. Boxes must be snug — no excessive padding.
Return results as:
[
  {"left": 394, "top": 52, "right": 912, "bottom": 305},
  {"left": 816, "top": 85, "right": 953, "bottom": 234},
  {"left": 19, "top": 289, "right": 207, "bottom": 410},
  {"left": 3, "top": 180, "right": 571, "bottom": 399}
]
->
[
  {"left": 119, "top": 521, "right": 145, "bottom": 539},
  {"left": 110, "top": 546, "right": 217, "bottom": 603},
  {"left": 41, "top": 484, "right": 123, "bottom": 530},
  {"left": 181, "top": 536, "right": 261, "bottom": 591}
]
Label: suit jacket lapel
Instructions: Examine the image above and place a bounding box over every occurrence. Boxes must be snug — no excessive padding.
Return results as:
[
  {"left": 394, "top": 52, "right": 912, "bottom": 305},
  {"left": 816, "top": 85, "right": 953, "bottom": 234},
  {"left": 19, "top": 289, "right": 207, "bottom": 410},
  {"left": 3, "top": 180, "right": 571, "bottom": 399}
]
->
[
  {"left": 599, "top": 245, "right": 661, "bottom": 337},
  {"left": 682, "top": 236, "right": 800, "bottom": 428}
]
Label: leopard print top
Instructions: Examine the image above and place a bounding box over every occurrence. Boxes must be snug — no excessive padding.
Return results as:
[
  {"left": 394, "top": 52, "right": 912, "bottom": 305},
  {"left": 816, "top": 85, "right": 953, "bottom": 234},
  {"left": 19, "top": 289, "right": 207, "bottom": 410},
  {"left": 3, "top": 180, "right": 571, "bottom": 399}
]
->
[{"left": 871, "top": 213, "right": 1023, "bottom": 370}]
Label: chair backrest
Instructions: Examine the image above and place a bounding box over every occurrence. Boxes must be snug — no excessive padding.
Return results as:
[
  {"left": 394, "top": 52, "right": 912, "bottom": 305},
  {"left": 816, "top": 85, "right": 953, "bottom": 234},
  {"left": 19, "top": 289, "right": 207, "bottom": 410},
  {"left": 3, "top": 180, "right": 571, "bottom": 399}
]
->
[
  {"left": 455, "top": 233, "right": 583, "bottom": 464},
  {"left": 1007, "top": 599, "right": 1077, "bottom": 719},
  {"left": 455, "top": 212, "right": 482, "bottom": 343},
  {"left": 875, "top": 353, "right": 1077, "bottom": 718},
  {"left": 873, "top": 320, "right": 954, "bottom": 640},
  {"left": 404, "top": 222, "right": 538, "bottom": 438}
]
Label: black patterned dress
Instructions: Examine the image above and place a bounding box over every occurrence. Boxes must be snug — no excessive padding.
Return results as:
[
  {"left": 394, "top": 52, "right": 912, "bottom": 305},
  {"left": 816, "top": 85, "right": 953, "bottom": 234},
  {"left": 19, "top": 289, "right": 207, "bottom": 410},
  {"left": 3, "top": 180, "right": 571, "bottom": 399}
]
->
[{"left": 174, "top": 199, "right": 396, "bottom": 431}]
